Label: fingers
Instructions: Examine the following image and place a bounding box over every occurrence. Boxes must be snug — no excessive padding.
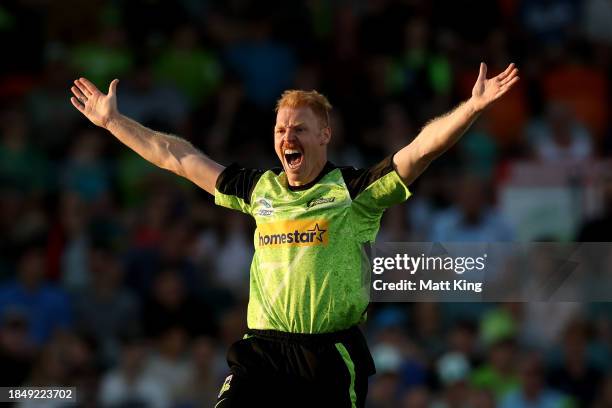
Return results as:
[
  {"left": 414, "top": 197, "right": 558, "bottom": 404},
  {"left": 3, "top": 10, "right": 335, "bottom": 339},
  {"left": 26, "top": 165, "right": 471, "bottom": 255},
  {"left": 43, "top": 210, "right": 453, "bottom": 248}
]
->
[
  {"left": 499, "top": 68, "right": 519, "bottom": 86},
  {"left": 477, "top": 62, "right": 487, "bottom": 81},
  {"left": 74, "top": 79, "right": 92, "bottom": 97},
  {"left": 108, "top": 79, "right": 119, "bottom": 96},
  {"left": 495, "top": 76, "right": 520, "bottom": 99},
  {"left": 502, "top": 75, "right": 520, "bottom": 90},
  {"left": 70, "top": 96, "right": 85, "bottom": 113},
  {"left": 497, "top": 63, "right": 516, "bottom": 81},
  {"left": 71, "top": 85, "right": 87, "bottom": 102},
  {"left": 77, "top": 77, "right": 99, "bottom": 95}
]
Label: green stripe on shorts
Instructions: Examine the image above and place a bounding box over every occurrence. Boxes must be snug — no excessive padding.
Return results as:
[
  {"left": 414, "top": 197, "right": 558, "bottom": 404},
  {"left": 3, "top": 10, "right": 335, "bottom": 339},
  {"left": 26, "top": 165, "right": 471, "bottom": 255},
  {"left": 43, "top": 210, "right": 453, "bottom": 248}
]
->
[{"left": 335, "top": 343, "right": 357, "bottom": 408}]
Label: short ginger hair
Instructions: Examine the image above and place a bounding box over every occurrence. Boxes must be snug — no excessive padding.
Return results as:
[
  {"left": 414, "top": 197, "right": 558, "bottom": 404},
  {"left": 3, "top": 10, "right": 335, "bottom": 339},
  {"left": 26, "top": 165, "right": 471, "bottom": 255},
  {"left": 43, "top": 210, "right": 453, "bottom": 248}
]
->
[{"left": 275, "top": 90, "right": 332, "bottom": 128}]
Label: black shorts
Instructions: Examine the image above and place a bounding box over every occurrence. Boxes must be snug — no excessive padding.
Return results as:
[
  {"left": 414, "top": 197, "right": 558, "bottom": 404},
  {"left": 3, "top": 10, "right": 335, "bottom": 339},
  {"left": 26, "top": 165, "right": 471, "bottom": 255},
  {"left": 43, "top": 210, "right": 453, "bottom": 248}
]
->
[{"left": 215, "top": 326, "right": 376, "bottom": 408}]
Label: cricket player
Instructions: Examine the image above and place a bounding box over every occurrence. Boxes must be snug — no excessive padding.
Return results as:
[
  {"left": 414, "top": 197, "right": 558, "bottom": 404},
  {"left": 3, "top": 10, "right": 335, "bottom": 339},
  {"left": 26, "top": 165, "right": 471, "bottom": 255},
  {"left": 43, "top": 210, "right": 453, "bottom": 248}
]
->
[{"left": 70, "top": 62, "right": 518, "bottom": 407}]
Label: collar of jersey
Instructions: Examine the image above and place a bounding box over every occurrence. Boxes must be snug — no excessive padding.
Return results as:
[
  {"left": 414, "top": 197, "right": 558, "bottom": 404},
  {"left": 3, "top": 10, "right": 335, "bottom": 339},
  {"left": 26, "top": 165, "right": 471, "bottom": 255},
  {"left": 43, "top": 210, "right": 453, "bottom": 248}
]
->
[{"left": 286, "top": 161, "right": 336, "bottom": 192}]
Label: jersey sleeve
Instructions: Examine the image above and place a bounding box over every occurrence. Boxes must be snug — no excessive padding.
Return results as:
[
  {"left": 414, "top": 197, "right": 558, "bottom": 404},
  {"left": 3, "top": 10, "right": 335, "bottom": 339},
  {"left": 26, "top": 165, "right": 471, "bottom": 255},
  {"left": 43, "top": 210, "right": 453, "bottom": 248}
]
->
[
  {"left": 214, "top": 163, "right": 264, "bottom": 215},
  {"left": 342, "top": 155, "right": 411, "bottom": 242}
]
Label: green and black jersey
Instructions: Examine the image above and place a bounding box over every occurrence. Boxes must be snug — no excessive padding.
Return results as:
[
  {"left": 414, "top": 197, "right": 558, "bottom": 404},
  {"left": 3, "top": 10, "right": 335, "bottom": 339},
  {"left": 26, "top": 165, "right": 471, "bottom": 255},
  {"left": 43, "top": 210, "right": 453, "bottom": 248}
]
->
[{"left": 215, "top": 155, "right": 411, "bottom": 334}]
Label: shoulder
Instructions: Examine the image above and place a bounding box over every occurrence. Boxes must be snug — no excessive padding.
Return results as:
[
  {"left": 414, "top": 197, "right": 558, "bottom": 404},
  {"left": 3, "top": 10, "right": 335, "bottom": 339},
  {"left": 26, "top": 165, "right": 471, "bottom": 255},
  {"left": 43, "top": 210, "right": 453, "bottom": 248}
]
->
[
  {"left": 337, "top": 155, "right": 397, "bottom": 199},
  {"left": 215, "top": 164, "right": 281, "bottom": 204}
]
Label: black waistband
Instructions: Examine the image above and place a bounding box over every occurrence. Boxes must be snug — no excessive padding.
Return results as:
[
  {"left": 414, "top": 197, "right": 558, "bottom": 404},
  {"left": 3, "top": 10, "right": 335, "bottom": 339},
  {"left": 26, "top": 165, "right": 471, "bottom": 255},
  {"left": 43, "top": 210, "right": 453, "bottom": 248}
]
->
[{"left": 247, "top": 326, "right": 361, "bottom": 344}]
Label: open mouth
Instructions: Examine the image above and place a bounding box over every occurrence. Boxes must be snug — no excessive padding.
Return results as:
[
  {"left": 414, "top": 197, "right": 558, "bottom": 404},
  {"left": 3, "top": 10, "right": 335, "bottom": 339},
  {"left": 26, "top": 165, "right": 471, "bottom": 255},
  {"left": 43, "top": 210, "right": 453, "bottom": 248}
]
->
[{"left": 284, "top": 149, "right": 303, "bottom": 170}]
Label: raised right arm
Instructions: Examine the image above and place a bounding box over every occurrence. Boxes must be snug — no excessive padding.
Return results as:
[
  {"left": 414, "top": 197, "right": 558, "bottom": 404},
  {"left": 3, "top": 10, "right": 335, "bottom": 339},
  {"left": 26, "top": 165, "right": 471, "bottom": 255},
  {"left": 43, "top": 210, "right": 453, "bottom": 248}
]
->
[{"left": 70, "top": 77, "right": 224, "bottom": 195}]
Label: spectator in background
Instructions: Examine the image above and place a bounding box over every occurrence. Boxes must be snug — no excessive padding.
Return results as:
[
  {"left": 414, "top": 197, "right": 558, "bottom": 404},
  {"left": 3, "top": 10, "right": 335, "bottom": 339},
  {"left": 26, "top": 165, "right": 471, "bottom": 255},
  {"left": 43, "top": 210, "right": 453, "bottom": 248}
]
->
[
  {"left": 142, "top": 268, "right": 217, "bottom": 339},
  {"left": 471, "top": 307, "right": 520, "bottom": 401},
  {"left": 368, "top": 370, "right": 402, "bottom": 408},
  {"left": 211, "top": 211, "right": 253, "bottom": 296},
  {"left": 154, "top": 24, "right": 222, "bottom": 108},
  {"left": 57, "top": 191, "right": 91, "bottom": 291},
  {"left": 327, "top": 110, "right": 365, "bottom": 168},
  {"left": 370, "top": 306, "right": 429, "bottom": 394},
  {"left": 125, "top": 212, "right": 200, "bottom": 296},
  {"left": 410, "top": 303, "right": 446, "bottom": 360},
  {"left": 224, "top": 16, "right": 296, "bottom": 107},
  {"left": 430, "top": 173, "right": 515, "bottom": 242},
  {"left": 399, "top": 386, "right": 431, "bottom": 408},
  {"left": 388, "top": 17, "right": 453, "bottom": 112},
  {"left": 49, "top": 332, "right": 99, "bottom": 405},
  {"left": 519, "top": 0, "right": 581, "bottom": 48},
  {"left": 471, "top": 338, "right": 519, "bottom": 401},
  {"left": 0, "top": 312, "right": 34, "bottom": 386},
  {"left": 540, "top": 54, "right": 608, "bottom": 140},
  {"left": 0, "top": 108, "right": 49, "bottom": 194},
  {"left": 501, "top": 353, "right": 570, "bottom": 408},
  {"left": 527, "top": 101, "right": 593, "bottom": 163},
  {"left": 447, "top": 320, "right": 480, "bottom": 367},
  {"left": 99, "top": 335, "right": 169, "bottom": 408},
  {"left": 25, "top": 56, "right": 82, "bottom": 155},
  {"left": 114, "top": 143, "right": 162, "bottom": 208},
  {"left": 0, "top": 244, "right": 72, "bottom": 346},
  {"left": 142, "top": 325, "right": 194, "bottom": 405},
  {"left": 176, "top": 336, "right": 223, "bottom": 407},
  {"left": 119, "top": 60, "right": 190, "bottom": 130},
  {"left": 74, "top": 243, "right": 140, "bottom": 365},
  {"left": 521, "top": 302, "right": 583, "bottom": 350},
  {"left": 548, "top": 320, "right": 603, "bottom": 405},
  {"left": 378, "top": 205, "right": 411, "bottom": 242},
  {"left": 25, "top": 341, "right": 68, "bottom": 388},
  {"left": 458, "top": 117, "right": 498, "bottom": 179},
  {"left": 468, "top": 388, "right": 497, "bottom": 408},
  {"left": 432, "top": 352, "right": 472, "bottom": 408},
  {"left": 70, "top": 25, "right": 133, "bottom": 89},
  {"left": 59, "top": 128, "right": 112, "bottom": 204}
]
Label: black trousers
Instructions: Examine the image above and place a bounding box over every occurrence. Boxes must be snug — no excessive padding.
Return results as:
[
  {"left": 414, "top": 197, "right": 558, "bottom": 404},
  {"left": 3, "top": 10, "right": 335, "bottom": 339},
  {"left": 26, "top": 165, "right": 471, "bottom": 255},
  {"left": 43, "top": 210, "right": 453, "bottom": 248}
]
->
[{"left": 215, "top": 326, "right": 376, "bottom": 407}]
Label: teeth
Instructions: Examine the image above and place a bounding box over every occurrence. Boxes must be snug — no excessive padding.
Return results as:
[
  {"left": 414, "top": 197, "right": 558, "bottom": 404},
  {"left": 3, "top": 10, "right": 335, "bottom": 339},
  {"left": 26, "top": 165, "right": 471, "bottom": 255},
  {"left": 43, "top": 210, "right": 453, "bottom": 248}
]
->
[{"left": 284, "top": 149, "right": 300, "bottom": 155}]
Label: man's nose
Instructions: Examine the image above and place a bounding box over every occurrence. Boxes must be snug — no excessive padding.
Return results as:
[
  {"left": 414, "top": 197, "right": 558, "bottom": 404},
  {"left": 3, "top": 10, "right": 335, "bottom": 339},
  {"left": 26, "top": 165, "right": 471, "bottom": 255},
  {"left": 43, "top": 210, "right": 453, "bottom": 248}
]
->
[{"left": 284, "top": 129, "right": 298, "bottom": 142}]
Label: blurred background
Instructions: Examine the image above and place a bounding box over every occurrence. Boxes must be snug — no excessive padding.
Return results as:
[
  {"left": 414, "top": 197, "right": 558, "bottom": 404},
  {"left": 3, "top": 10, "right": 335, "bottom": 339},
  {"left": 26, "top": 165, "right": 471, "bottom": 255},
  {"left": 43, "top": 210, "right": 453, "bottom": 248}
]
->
[{"left": 0, "top": 0, "right": 611, "bottom": 406}]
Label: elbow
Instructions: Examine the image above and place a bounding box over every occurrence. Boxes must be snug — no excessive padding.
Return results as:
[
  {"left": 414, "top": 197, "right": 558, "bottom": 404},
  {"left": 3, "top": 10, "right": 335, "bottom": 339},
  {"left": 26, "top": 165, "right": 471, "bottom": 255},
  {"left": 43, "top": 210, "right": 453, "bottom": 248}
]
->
[
  {"left": 415, "top": 142, "right": 440, "bottom": 166},
  {"left": 160, "top": 155, "right": 185, "bottom": 176}
]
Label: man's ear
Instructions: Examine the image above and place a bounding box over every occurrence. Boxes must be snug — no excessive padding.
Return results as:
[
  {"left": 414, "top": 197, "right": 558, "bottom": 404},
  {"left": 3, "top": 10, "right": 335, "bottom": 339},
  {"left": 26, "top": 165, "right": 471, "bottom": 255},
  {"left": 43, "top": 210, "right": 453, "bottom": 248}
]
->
[{"left": 320, "top": 127, "right": 331, "bottom": 145}]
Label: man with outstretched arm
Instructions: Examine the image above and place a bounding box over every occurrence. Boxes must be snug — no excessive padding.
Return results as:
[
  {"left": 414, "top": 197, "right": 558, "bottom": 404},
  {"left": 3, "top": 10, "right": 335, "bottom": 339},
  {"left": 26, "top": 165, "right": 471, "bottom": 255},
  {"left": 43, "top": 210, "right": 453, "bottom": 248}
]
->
[{"left": 70, "top": 62, "right": 518, "bottom": 407}]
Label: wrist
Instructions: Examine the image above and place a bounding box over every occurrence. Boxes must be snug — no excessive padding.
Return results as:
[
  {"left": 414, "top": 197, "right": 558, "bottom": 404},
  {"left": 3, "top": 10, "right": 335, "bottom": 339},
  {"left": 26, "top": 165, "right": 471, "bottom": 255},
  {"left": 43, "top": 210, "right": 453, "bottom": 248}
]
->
[
  {"left": 466, "top": 97, "right": 485, "bottom": 115},
  {"left": 103, "top": 111, "right": 121, "bottom": 131}
]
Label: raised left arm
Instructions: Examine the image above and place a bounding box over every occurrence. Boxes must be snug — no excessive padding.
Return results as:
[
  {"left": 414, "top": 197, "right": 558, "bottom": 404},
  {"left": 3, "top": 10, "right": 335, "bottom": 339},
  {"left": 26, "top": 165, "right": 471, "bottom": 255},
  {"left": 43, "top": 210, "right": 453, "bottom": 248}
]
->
[{"left": 393, "top": 62, "right": 519, "bottom": 186}]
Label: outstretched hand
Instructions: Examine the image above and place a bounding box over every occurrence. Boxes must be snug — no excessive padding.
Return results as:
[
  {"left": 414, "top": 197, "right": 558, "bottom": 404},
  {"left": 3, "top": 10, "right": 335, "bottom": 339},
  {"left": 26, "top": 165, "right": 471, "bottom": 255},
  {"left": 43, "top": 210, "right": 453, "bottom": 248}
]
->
[
  {"left": 70, "top": 78, "right": 120, "bottom": 129},
  {"left": 470, "top": 63, "right": 519, "bottom": 112}
]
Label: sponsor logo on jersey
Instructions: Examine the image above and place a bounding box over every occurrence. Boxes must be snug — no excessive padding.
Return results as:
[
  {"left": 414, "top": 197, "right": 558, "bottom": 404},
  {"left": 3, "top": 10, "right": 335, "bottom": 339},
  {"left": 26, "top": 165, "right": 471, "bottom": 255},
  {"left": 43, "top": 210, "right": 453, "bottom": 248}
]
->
[
  {"left": 218, "top": 374, "right": 233, "bottom": 398},
  {"left": 256, "top": 198, "right": 272, "bottom": 208},
  {"left": 307, "top": 196, "right": 336, "bottom": 209},
  {"left": 258, "top": 220, "right": 328, "bottom": 247},
  {"left": 255, "top": 197, "right": 274, "bottom": 216}
]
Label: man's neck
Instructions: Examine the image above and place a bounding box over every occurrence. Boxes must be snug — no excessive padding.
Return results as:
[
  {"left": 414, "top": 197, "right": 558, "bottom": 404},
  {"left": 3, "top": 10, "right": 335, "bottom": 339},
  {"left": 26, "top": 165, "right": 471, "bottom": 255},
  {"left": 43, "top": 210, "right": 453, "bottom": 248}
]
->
[{"left": 287, "top": 159, "right": 328, "bottom": 187}]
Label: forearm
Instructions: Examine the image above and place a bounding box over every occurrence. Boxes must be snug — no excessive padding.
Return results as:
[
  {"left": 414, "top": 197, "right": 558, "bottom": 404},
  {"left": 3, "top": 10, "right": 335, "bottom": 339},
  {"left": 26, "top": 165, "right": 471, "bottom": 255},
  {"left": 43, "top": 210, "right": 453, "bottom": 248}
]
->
[
  {"left": 106, "top": 114, "right": 195, "bottom": 175},
  {"left": 393, "top": 99, "right": 481, "bottom": 185},
  {"left": 414, "top": 98, "right": 481, "bottom": 161},
  {"left": 70, "top": 77, "right": 224, "bottom": 194},
  {"left": 105, "top": 114, "right": 224, "bottom": 194}
]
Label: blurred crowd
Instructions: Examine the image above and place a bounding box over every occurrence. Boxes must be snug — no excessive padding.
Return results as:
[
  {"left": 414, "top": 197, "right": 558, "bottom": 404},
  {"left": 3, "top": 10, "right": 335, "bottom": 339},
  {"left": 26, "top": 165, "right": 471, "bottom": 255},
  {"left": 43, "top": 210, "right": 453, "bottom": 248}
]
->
[{"left": 0, "top": 0, "right": 611, "bottom": 406}]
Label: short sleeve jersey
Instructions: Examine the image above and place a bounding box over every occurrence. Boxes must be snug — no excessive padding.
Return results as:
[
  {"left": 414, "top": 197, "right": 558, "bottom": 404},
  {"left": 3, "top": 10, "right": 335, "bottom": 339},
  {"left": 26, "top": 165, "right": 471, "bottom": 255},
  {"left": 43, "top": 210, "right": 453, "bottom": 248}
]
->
[{"left": 214, "top": 155, "right": 411, "bottom": 333}]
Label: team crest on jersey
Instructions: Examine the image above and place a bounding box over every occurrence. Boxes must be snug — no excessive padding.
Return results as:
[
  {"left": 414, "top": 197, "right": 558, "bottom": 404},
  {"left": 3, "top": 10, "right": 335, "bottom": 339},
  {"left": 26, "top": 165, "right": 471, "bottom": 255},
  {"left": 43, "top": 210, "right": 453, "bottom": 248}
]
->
[{"left": 258, "top": 220, "right": 328, "bottom": 247}]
